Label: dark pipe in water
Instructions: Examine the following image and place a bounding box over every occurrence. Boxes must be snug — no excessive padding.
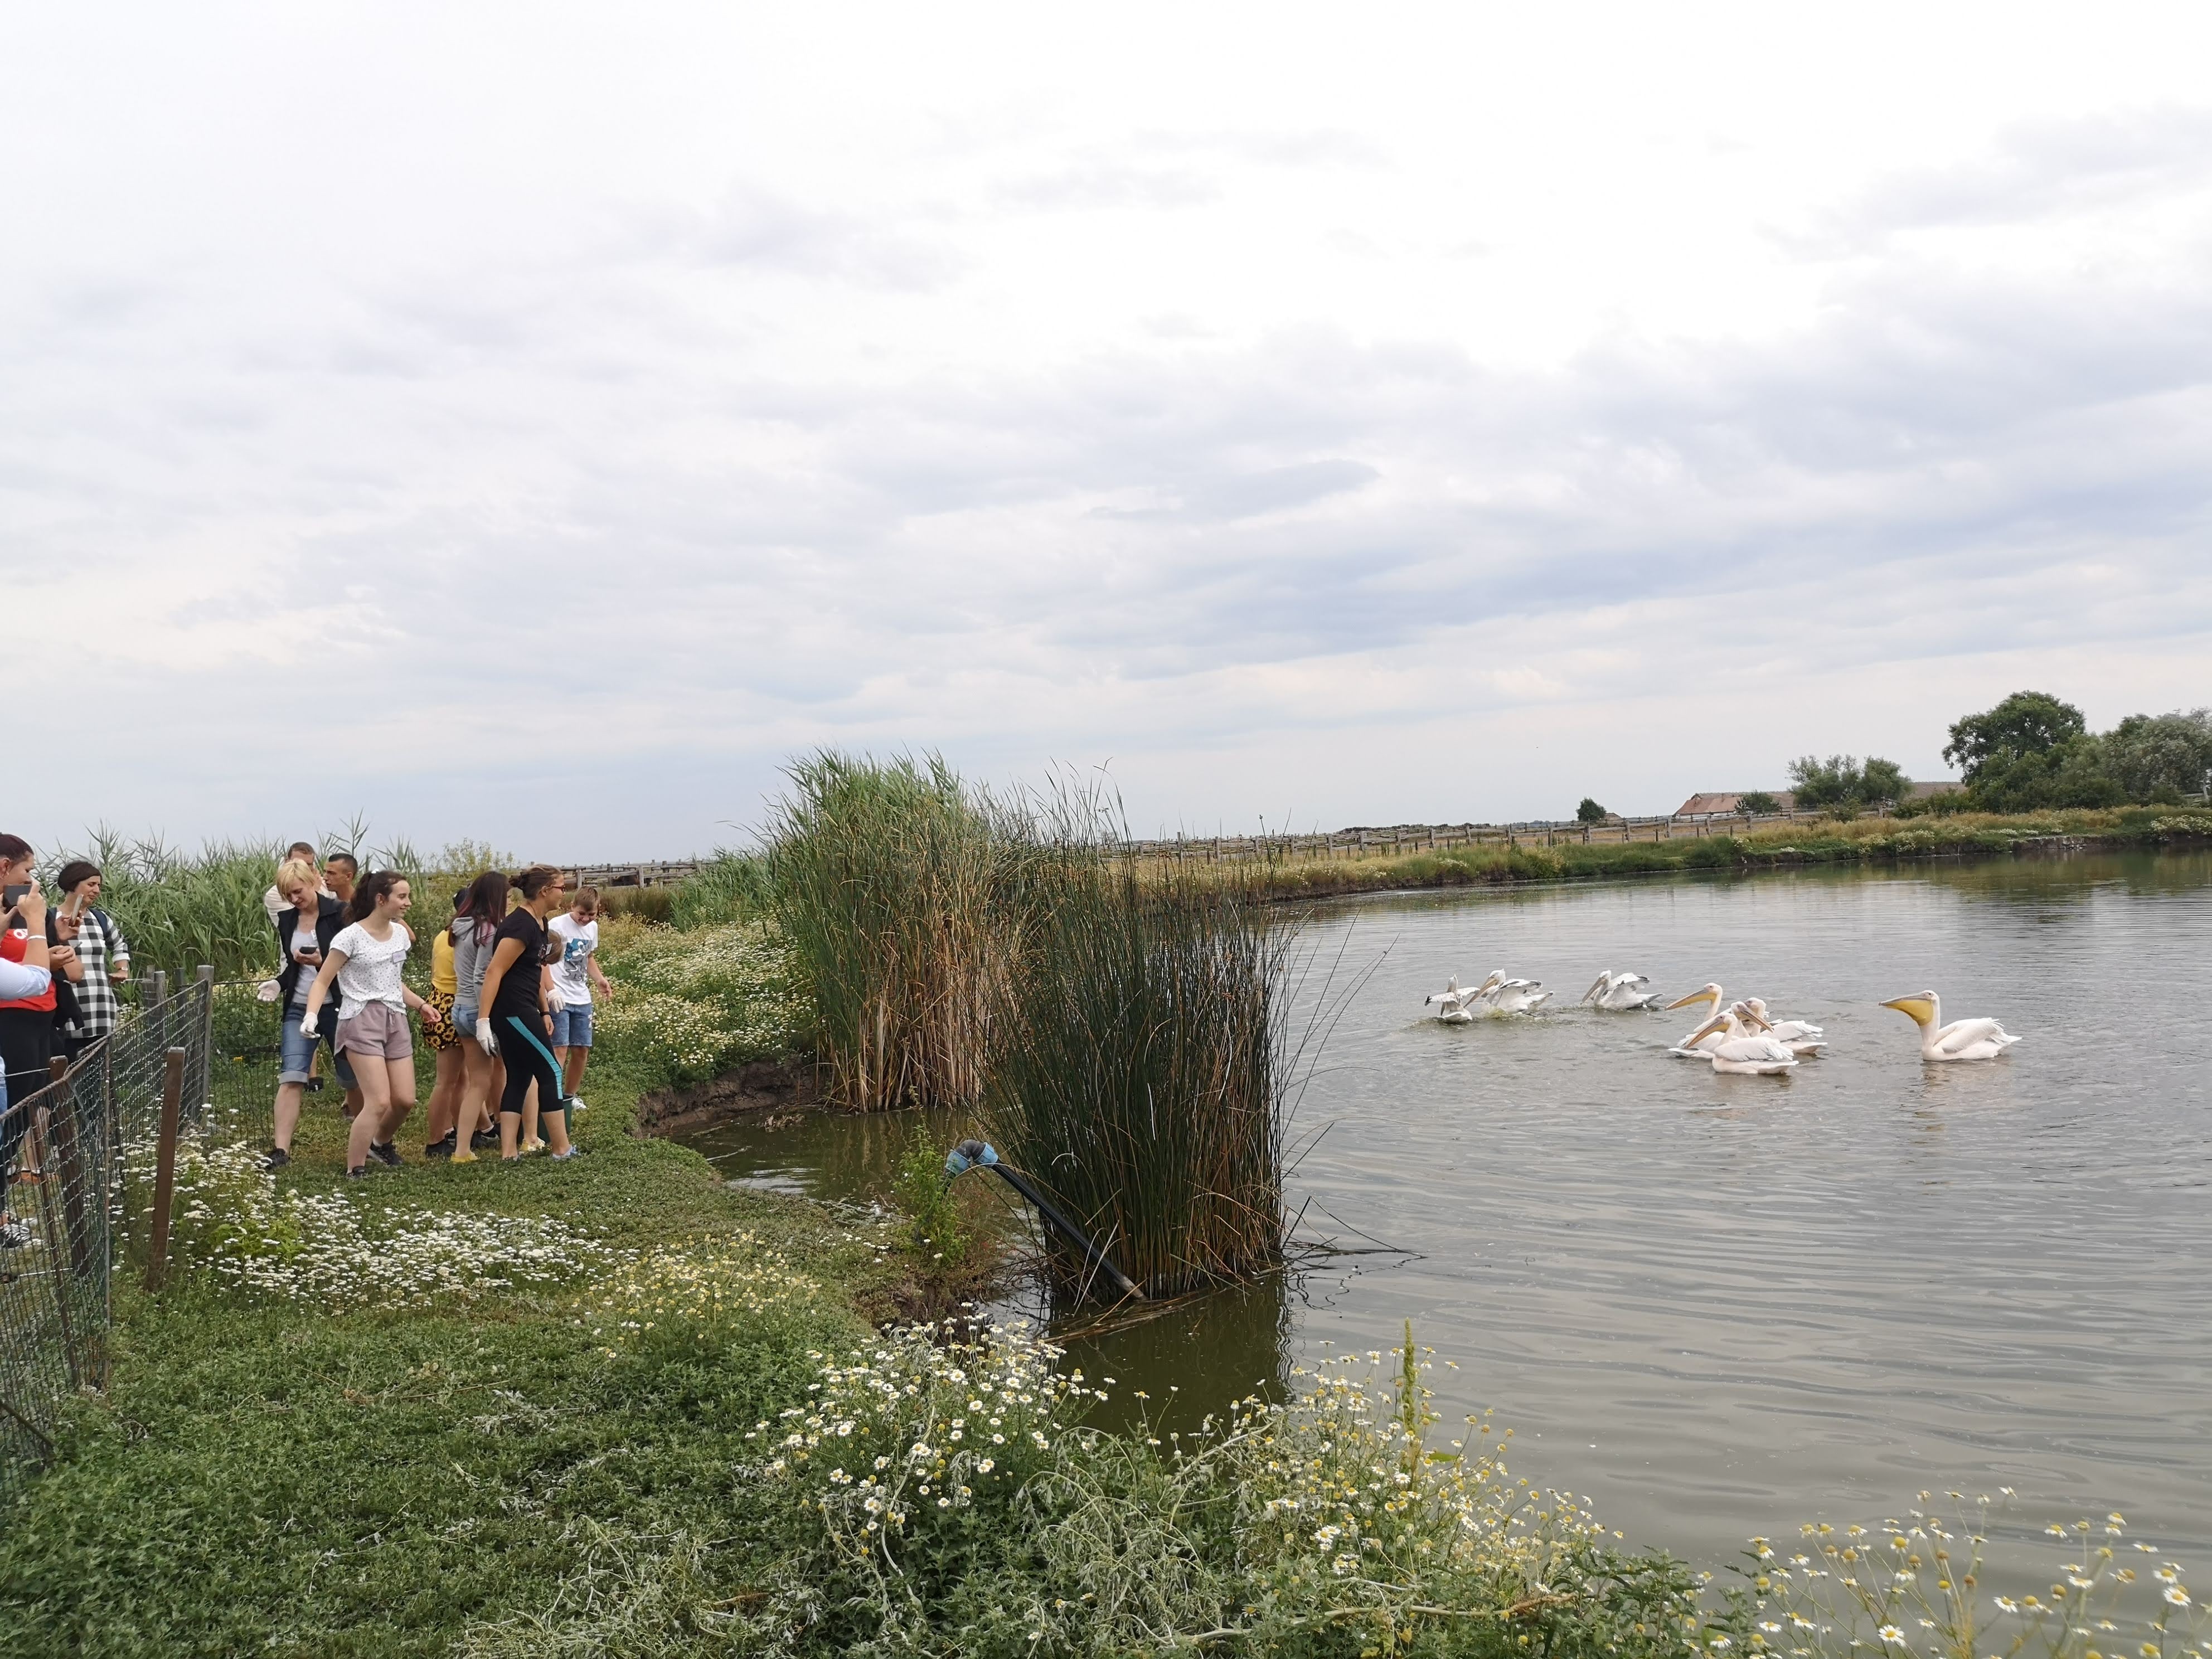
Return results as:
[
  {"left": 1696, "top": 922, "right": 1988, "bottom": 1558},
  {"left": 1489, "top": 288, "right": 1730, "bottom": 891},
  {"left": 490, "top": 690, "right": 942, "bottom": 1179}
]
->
[{"left": 945, "top": 1138, "right": 1144, "bottom": 1301}]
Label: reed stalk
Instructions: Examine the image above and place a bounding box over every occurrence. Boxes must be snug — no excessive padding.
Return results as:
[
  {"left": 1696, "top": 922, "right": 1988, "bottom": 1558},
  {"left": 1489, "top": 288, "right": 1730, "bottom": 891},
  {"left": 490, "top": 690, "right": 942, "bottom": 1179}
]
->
[
  {"left": 982, "top": 850, "right": 1287, "bottom": 1299},
  {"left": 765, "top": 752, "right": 1012, "bottom": 1113}
]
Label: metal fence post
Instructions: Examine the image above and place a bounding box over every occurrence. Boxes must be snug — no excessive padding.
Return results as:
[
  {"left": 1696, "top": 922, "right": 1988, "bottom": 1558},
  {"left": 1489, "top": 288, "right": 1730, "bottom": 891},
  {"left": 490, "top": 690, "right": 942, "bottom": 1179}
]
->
[{"left": 142, "top": 1048, "right": 186, "bottom": 1292}]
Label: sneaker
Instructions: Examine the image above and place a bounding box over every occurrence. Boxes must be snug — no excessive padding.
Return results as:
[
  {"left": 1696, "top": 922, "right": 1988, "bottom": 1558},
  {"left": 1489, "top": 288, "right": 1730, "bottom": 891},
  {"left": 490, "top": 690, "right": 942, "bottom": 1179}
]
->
[
  {"left": 0, "top": 1218, "right": 34, "bottom": 1249},
  {"left": 424, "top": 1134, "right": 457, "bottom": 1160},
  {"left": 345, "top": 1165, "right": 372, "bottom": 1180},
  {"left": 306, "top": 1076, "right": 324, "bottom": 1094},
  {"left": 550, "top": 1146, "right": 587, "bottom": 1161},
  {"left": 449, "top": 1148, "right": 477, "bottom": 1165},
  {"left": 263, "top": 1148, "right": 291, "bottom": 1172},
  {"left": 470, "top": 1128, "right": 500, "bottom": 1151},
  {"left": 367, "top": 1141, "right": 402, "bottom": 1168}
]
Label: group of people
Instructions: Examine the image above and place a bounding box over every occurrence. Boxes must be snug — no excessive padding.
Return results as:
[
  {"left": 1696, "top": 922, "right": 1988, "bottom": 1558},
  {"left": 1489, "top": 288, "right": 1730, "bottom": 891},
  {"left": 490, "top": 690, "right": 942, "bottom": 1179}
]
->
[
  {"left": 263, "top": 842, "right": 612, "bottom": 1180},
  {"left": 0, "top": 832, "right": 134, "bottom": 1248}
]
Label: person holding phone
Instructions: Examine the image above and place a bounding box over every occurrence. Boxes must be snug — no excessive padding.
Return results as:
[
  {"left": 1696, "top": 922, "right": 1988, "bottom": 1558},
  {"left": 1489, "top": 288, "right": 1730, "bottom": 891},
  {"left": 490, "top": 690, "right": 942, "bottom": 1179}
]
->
[
  {"left": 473, "top": 866, "right": 581, "bottom": 1163},
  {"left": 52, "top": 862, "right": 129, "bottom": 1060},
  {"left": 0, "top": 833, "right": 61, "bottom": 1118},
  {"left": 0, "top": 846, "right": 56, "bottom": 1250},
  {"left": 301, "top": 870, "right": 444, "bottom": 1180},
  {"left": 265, "top": 857, "right": 346, "bottom": 1171}
]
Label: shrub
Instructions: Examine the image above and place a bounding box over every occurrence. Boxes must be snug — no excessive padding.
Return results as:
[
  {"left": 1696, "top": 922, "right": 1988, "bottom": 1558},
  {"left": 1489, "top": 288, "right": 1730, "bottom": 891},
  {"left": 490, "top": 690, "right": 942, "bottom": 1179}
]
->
[
  {"left": 893, "top": 1133, "right": 971, "bottom": 1277},
  {"left": 1715, "top": 1498, "right": 2206, "bottom": 1659},
  {"left": 670, "top": 852, "right": 774, "bottom": 931},
  {"left": 768, "top": 753, "right": 1011, "bottom": 1112},
  {"left": 751, "top": 1322, "right": 1706, "bottom": 1658},
  {"left": 596, "top": 920, "right": 812, "bottom": 1085}
]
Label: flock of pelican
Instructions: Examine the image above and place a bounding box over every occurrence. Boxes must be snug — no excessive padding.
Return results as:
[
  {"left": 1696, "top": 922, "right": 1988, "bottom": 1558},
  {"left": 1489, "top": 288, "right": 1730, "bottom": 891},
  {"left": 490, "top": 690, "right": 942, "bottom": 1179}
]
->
[{"left": 1424, "top": 971, "right": 2021, "bottom": 1073}]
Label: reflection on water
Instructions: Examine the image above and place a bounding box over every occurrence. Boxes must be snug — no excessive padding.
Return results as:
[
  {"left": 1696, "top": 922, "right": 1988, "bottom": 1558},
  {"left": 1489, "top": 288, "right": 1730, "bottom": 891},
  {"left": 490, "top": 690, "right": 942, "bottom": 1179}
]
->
[{"left": 681, "top": 852, "right": 2212, "bottom": 1568}]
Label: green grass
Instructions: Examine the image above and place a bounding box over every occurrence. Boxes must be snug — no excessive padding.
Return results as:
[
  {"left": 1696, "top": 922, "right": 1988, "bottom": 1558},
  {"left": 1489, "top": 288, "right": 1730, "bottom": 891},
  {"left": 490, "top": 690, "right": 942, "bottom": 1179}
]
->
[
  {"left": 0, "top": 1054, "right": 876, "bottom": 1658},
  {"left": 1214, "top": 806, "right": 2212, "bottom": 903}
]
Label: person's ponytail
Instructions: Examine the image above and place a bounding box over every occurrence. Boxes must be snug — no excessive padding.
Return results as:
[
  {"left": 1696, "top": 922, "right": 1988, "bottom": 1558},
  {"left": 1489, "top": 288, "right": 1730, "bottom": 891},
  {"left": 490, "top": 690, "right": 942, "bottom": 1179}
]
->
[
  {"left": 510, "top": 865, "right": 564, "bottom": 903},
  {"left": 349, "top": 870, "right": 404, "bottom": 923}
]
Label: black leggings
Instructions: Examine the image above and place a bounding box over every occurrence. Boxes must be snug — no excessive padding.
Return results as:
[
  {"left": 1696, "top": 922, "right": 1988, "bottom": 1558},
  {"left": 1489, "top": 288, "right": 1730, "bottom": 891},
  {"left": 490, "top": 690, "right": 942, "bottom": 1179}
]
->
[
  {"left": 495, "top": 1011, "right": 567, "bottom": 1120},
  {"left": 0, "top": 1007, "right": 55, "bottom": 1183}
]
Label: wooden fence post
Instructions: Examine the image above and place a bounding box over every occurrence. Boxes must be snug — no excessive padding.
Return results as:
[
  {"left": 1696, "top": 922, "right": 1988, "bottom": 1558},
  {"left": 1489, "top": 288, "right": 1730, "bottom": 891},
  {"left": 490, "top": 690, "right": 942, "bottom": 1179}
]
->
[
  {"left": 147, "top": 970, "right": 167, "bottom": 1008},
  {"left": 47, "top": 1056, "right": 96, "bottom": 1286},
  {"left": 143, "top": 1047, "right": 186, "bottom": 1292}
]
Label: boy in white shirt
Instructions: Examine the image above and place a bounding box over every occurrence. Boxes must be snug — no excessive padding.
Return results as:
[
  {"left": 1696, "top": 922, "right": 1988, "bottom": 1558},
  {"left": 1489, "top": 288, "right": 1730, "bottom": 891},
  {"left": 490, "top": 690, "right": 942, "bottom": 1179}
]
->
[{"left": 547, "top": 885, "right": 613, "bottom": 1109}]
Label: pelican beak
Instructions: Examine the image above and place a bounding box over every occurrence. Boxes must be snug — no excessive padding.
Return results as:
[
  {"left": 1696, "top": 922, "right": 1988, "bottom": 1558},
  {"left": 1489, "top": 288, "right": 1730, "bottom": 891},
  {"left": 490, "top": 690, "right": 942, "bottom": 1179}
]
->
[
  {"left": 1685, "top": 1014, "right": 1725, "bottom": 1045},
  {"left": 1880, "top": 995, "right": 1934, "bottom": 1027},
  {"left": 1742, "top": 1008, "right": 1774, "bottom": 1032},
  {"left": 1582, "top": 976, "right": 1607, "bottom": 1005},
  {"left": 1664, "top": 988, "right": 1714, "bottom": 1011}
]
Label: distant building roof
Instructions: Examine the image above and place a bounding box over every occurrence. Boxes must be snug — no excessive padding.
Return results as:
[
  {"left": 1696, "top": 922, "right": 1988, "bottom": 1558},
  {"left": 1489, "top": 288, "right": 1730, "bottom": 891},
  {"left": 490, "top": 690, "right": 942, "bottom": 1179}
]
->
[{"left": 1673, "top": 780, "right": 1958, "bottom": 817}]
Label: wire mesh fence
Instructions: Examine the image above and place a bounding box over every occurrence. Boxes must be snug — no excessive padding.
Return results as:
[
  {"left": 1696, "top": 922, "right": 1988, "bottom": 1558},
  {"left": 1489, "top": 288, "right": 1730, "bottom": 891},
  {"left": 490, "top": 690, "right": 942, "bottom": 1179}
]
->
[{"left": 0, "top": 971, "right": 223, "bottom": 1505}]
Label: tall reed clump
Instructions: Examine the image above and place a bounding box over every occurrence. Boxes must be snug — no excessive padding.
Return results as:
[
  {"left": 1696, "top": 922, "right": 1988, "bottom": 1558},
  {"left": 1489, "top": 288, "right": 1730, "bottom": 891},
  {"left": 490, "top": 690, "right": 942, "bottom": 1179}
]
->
[
  {"left": 984, "top": 852, "right": 1287, "bottom": 1299},
  {"left": 46, "top": 831, "right": 282, "bottom": 982},
  {"left": 767, "top": 753, "right": 1010, "bottom": 1113}
]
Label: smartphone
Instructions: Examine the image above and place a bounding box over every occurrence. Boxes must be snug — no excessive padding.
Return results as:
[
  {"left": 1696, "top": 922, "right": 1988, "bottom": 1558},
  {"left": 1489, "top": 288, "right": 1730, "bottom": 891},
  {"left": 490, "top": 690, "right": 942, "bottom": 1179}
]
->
[
  {"left": 295, "top": 947, "right": 322, "bottom": 965},
  {"left": 2, "top": 884, "right": 27, "bottom": 910}
]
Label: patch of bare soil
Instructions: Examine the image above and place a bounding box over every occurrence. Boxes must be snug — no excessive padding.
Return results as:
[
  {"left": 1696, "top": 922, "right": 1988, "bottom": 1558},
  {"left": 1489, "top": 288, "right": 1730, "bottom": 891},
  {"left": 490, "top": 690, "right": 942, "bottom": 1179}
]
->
[{"left": 634, "top": 1056, "right": 822, "bottom": 1137}]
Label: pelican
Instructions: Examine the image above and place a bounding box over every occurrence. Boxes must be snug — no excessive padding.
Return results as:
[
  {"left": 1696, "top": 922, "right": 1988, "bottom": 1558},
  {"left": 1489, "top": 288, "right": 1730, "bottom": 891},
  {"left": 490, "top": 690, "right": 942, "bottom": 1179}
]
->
[
  {"left": 1663, "top": 984, "right": 1728, "bottom": 1054},
  {"left": 1680, "top": 1004, "right": 1798, "bottom": 1074},
  {"left": 1582, "top": 971, "right": 1663, "bottom": 1011},
  {"left": 1478, "top": 972, "right": 1551, "bottom": 1015},
  {"left": 1879, "top": 990, "right": 2022, "bottom": 1061},
  {"left": 1424, "top": 976, "right": 1487, "bottom": 1024},
  {"left": 1740, "top": 997, "right": 1825, "bottom": 1058}
]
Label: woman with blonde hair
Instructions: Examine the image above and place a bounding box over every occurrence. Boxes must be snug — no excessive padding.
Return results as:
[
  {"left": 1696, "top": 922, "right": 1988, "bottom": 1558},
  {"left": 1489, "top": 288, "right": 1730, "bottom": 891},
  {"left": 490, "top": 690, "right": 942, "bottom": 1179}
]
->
[{"left": 266, "top": 856, "right": 346, "bottom": 1171}]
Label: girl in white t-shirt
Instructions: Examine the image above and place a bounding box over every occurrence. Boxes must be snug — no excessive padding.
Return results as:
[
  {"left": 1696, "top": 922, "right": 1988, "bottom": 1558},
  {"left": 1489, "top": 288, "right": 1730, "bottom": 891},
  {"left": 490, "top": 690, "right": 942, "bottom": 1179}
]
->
[{"left": 301, "top": 871, "right": 447, "bottom": 1179}]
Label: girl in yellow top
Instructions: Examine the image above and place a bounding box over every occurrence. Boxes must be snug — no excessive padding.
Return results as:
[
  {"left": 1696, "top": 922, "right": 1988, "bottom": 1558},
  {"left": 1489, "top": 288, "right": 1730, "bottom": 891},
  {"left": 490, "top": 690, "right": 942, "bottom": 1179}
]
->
[{"left": 421, "top": 895, "right": 473, "bottom": 1159}]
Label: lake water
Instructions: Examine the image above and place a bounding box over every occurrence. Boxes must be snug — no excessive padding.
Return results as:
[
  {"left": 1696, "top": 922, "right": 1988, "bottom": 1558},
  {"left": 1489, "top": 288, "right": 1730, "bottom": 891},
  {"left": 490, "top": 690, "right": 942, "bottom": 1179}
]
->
[{"left": 683, "top": 851, "right": 2212, "bottom": 1568}]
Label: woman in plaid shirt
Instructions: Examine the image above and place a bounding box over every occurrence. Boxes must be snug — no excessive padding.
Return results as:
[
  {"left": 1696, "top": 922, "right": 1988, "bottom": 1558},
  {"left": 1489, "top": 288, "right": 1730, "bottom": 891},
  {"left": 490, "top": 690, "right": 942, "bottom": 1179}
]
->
[{"left": 54, "top": 861, "right": 130, "bottom": 1059}]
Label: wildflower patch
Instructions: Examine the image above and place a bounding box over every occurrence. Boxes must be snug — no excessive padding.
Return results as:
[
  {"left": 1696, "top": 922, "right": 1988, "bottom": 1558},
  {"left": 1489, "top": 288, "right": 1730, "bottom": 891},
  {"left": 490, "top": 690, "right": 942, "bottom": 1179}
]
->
[
  {"left": 597, "top": 919, "right": 811, "bottom": 1084},
  {"left": 152, "top": 1139, "right": 616, "bottom": 1309}
]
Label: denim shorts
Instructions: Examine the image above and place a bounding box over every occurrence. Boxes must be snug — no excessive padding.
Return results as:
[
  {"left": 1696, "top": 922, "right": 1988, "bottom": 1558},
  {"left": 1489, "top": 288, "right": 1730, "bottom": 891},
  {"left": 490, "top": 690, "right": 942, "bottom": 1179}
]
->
[
  {"left": 451, "top": 999, "right": 478, "bottom": 1039},
  {"left": 551, "top": 1001, "right": 593, "bottom": 1048},
  {"left": 279, "top": 1009, "right": 359, "bottom": 1089}
]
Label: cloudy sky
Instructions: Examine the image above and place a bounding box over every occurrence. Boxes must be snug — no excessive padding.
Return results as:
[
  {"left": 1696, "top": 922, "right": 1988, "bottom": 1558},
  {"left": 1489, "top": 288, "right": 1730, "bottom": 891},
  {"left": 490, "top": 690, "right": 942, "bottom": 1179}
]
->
[{"left": 6, "top": 4, "right": 2210, "bottom": 858}]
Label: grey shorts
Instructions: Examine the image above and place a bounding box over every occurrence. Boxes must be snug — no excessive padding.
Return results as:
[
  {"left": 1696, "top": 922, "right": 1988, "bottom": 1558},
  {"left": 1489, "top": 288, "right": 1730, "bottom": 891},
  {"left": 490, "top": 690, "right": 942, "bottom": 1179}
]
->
[{"left": 336, "top": 1001, "right": 413, "bottom": 1064}]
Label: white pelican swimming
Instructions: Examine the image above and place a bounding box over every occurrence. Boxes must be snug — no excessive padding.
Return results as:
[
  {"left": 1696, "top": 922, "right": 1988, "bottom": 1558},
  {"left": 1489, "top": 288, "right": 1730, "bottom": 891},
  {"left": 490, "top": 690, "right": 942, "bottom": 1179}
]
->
[
  {"left": 1477, "top": 972, "right": 1551, "bottom": 1015},
  {"left": 1680, "top": 1003, "right": 1799, "bottom": 1074},
  {"left": 1424, "top": 976, "right": 1487, "bottom": 1024},
  {"left": 1739, "top": 997, "right": 1826, "bottom": 1057},
  {"left": 1663, "top": 984, "right": 1729, "bottom": 1054},
  {"left": 1582, "top": 971, "right": 1663, "bottom": 1011},
  {"left": 1879, "top": 990, "right": 2022, "bottom": 1061}
]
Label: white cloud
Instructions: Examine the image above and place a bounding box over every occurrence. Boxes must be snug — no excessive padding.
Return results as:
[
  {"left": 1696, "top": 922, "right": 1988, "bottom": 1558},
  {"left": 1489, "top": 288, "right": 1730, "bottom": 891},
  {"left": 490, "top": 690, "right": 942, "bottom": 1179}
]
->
[{"left": 1, "top": 2, "right": 2208, "bottom": 858}]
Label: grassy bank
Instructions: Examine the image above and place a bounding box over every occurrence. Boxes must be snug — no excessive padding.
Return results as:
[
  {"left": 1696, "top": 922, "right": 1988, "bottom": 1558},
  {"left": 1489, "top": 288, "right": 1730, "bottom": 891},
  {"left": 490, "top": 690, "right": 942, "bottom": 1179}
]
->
[
  {"left": 8, "top": 913, "right": 2209, "bottom": 1653},
  {"left": 0, "top": 1046, "right": 1711, "bottom": 1657},
  {"left": 1209, "top": 806, "right": 2212, "bottom": 904}
]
